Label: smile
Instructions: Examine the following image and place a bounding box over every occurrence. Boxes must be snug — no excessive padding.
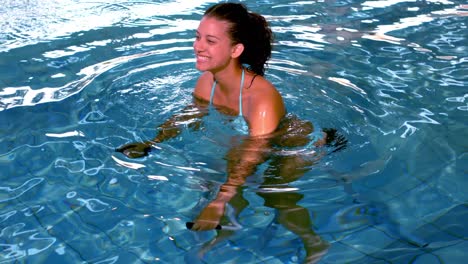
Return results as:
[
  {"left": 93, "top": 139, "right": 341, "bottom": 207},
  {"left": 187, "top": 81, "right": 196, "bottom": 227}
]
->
[{"left": 196, "top": 55, "right": 210, "bottom": 62}]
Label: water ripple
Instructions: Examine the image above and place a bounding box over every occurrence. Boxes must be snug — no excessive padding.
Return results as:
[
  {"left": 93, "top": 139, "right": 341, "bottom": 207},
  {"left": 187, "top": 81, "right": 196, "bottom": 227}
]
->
[
  {"left": 1, "top": 50, "right": 166, "bottom": 112},
  {"left": 0, "top": 0, "right": 466, "bottom": 263},
  {"left": 0, "top": 0, "right": 214, "bottom": 53},
  {"left": 75, "top": 198, "right": 110, "bottom": 213},
  {"left": 446, "top": 94, "right": 468, "bottom": 111},
  {"left": 0, "top": 178, "right": 44, "bottom": 203},
  {"left": 0, "top": 223, "right": 56, "bottom": 262}
]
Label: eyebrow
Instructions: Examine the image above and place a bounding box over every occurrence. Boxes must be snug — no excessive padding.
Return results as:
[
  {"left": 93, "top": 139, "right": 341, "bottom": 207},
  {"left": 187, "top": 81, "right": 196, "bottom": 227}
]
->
[{"left": 195, "top": 30, "right": 221, "bottom": 40}]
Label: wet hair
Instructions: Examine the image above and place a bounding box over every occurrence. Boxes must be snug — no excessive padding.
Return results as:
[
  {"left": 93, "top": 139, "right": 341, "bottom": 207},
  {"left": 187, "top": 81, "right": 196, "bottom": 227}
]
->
[{"left": 204, "top": 3, "right": 273, "bottom": 76}]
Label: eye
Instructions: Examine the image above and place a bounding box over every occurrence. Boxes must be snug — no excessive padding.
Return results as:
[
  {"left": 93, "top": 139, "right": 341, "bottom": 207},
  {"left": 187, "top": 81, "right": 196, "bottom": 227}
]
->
[{"left": 206, "top": 37, "right": 217, "bottom": 44}]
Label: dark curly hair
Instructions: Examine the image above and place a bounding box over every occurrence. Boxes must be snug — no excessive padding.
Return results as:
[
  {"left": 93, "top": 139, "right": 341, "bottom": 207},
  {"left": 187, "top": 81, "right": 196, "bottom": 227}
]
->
[{"left": 204, "top": 3, "right": 273, "bottom": 76}]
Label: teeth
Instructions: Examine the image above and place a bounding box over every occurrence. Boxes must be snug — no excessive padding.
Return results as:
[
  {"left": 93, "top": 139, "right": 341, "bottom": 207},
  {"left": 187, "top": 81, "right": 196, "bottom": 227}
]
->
[{"left": 197, "top": 55, "right": 209, "bottom": 61}]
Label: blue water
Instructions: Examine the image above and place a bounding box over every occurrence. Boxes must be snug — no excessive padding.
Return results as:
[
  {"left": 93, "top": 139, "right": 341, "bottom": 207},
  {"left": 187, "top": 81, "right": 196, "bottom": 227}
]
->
[{"left": 1, "top": 0, "right": 467, "bottom": 263}]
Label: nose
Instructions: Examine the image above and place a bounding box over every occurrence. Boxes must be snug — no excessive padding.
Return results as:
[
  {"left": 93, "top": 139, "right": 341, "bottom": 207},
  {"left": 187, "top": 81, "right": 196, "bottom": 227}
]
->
[{"left": 193, "top": 39, "right": 203, "bottom": 52}]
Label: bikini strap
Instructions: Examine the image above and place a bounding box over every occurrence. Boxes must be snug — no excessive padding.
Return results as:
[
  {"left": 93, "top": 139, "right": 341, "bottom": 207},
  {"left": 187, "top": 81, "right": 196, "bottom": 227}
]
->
[
  {"left": 239, "top": 68, "right": 245, "bottom": 117},
  {"left": 209, "top": 68, "right": 245, "bottom": 115},
  {"left": 209, "top": 80, "right": 217, "bottom": 105}
]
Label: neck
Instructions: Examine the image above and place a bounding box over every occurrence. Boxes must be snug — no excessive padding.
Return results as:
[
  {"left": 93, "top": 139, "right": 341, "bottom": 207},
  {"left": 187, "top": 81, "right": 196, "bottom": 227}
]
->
[{"left": 212, "top": 64, "right": 244, "bottom": 94}]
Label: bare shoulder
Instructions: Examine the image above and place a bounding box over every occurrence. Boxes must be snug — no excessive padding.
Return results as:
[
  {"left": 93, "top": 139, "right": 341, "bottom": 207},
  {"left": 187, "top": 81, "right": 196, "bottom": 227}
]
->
[
  {"left": 193, "top": 72, "right": 214, "bottom": 101},
  {"left": 249, "top": 76, "right": 284, "bottom": 107},
  {"left": 246, "top": 76, "right": 286, "bottom": 136}
]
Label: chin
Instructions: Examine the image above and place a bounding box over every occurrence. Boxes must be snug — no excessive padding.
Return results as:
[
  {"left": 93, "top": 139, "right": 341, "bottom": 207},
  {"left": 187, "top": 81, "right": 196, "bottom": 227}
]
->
[
  {"left": 195, "top": 62, "right": 205, "bottom": 71},
  {"left": 195, "top": 63, "right": 208, "bottom": 71}
]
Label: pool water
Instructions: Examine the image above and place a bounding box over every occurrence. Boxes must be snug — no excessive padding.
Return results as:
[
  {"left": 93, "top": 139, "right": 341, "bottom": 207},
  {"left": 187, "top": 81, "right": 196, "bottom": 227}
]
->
[{"left": 1, "top": 0, "right": 467, "bottom": 263}]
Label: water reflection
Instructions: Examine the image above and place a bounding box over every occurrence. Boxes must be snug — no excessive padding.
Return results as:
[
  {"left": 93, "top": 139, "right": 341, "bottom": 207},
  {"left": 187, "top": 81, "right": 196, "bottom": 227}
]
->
[
  {"left": 0, "top": 0, "right": 217, "bottom": 52},
  {"left": 187, "top": 115, "right": 348, "bottom": 263},
  {"left": 0, "top": 206, "right": 56, "bottom": 263},
  {"left": 0, "top": 178, "right": 44, "bottom": 203}
]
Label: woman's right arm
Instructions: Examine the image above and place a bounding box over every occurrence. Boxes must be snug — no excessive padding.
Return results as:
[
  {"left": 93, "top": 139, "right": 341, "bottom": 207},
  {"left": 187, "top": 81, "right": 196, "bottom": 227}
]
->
[{"left": 116, "top": 72, "right": 213, "bottom": 158}]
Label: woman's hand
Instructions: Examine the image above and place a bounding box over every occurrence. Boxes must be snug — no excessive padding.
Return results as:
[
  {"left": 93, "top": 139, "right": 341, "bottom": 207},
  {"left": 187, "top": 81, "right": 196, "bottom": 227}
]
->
[
  {"left": 190, "top": 201, "right": 226, "bottom": 231},
  {"left": 115, "top": 141, "right": 152, "bottom": 158}
]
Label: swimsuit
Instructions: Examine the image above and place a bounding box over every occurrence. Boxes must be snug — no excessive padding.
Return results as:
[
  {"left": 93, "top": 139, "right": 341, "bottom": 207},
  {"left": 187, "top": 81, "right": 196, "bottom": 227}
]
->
[
  {"left": 209, "top": 68, "right": 249, "bottom": 134},
  {"left": 208, "top": 69, "right": 324, "bottom": 147}
]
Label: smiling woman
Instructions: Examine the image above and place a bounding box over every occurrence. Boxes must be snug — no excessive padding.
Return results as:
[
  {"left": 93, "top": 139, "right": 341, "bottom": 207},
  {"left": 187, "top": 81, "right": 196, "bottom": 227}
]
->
[
  {"left": 192, "top": 3, "right": 284, "bottom": 137},
  {"left": 116, "top": 2, "right": 287, "bottom": 156}
]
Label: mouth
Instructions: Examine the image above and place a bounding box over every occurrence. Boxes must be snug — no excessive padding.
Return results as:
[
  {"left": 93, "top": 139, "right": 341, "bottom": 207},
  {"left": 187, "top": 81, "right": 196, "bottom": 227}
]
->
[{"left": 196, "top": 54, "right": 210, "bottom": 62}]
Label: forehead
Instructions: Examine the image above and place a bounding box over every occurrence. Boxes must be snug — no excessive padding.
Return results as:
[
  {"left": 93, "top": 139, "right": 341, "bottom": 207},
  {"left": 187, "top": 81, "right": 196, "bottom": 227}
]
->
[{"left": 197, "top": 16, "right": 231, "bottom": 38}]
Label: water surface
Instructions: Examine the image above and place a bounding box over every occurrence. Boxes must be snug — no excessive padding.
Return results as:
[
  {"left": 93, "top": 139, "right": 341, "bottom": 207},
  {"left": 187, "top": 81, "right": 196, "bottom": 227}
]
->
[{"left": 0, "top": 0, "right": 467, "bottom": 263}]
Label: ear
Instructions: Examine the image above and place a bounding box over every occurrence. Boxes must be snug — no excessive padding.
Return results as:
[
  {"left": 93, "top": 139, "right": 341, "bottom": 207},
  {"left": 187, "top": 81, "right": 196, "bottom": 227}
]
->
[{"left": 231, "top": 43, "right": 244, "bottom": 59}]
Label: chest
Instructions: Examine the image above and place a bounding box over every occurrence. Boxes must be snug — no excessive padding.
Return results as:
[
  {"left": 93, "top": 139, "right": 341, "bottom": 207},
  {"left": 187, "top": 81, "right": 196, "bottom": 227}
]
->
[{"left": 211, "top": 87, "right": 252, "bottom": 117}]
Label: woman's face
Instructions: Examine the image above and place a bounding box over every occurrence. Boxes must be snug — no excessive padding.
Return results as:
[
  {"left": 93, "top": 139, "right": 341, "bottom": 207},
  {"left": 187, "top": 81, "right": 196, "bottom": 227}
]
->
[{"left": 193, "top": 16, "right": 235, "bottom": 72}]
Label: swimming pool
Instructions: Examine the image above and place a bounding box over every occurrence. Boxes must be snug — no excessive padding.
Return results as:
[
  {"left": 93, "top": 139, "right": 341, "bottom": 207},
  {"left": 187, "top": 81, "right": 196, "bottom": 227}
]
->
[{"left": 1, "top": 0, "right": 466, "bottom": 263}]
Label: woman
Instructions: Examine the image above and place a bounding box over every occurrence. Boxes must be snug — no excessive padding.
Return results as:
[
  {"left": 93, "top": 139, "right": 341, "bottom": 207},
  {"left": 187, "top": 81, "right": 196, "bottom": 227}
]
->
[
  {"left": 192, "top": 2, "right": 285, "bottom": 137},
  {"left": 117, "top": 3, "right": 294, "bottom": 156},
  {"left": 117, "top": 3, "right": 342, "bottom": 263}
]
